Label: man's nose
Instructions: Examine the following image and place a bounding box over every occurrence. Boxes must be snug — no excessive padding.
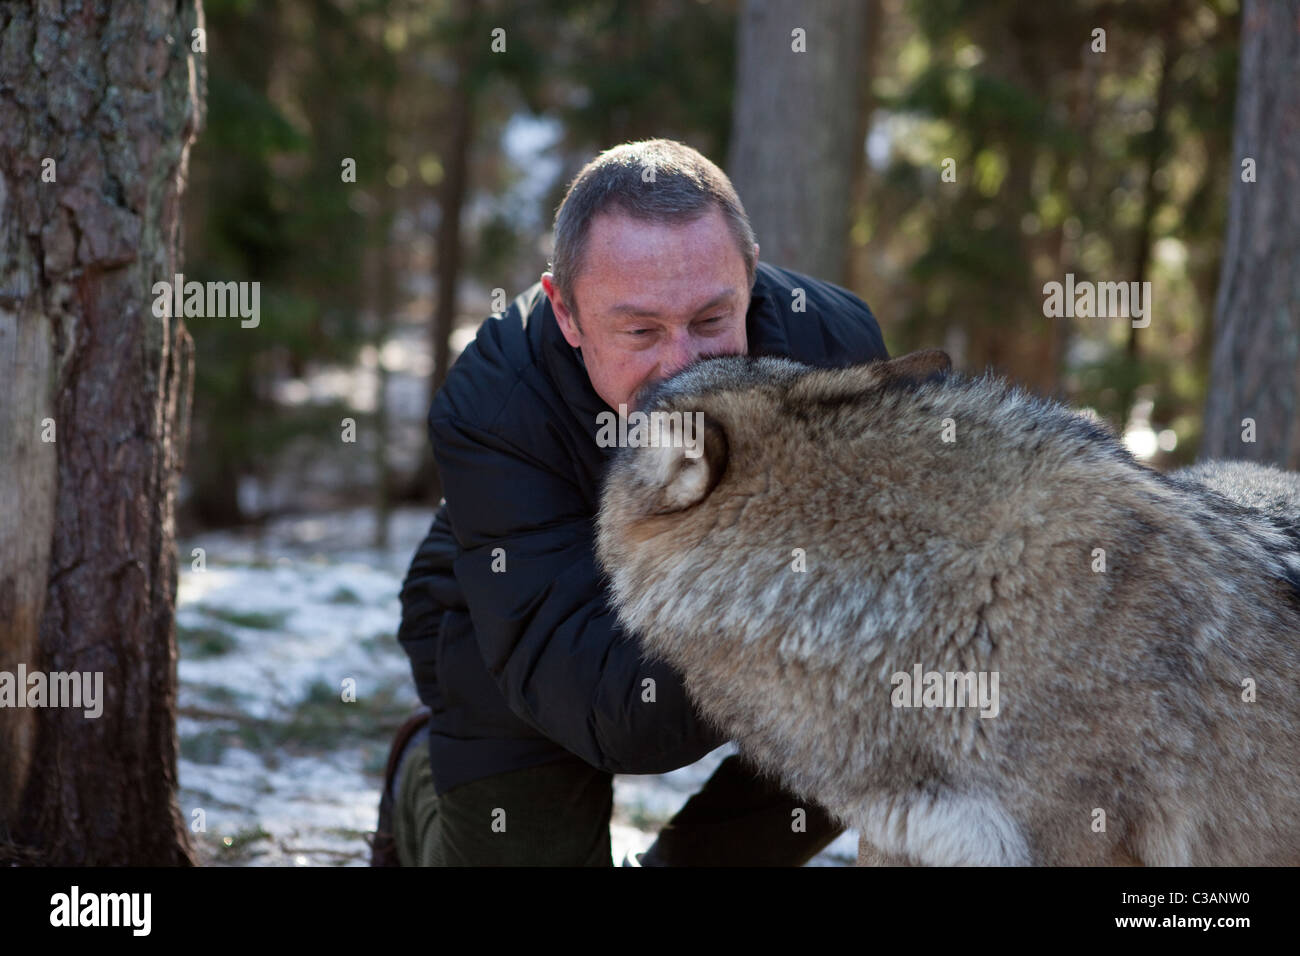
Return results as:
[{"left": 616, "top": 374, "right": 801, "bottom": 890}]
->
[{"left": 659, "top": 328, "right": 702, "bottom": 381}]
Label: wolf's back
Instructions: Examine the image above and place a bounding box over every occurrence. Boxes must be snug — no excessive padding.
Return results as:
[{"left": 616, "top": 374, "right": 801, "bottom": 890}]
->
[{"left": 1175, "top": 460, "right": 1300, "bottom": 544}]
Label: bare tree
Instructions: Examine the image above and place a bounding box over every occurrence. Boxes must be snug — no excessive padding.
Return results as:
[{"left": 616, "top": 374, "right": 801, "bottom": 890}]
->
[
  {"left": 1200, "top": 0, "right": 1300, "bottom": 466},
  {"left": 727, "top": 0, "right": 872, "bottom": 284},
  {"left": 0, "top": 0, "right": 205, "bottom": 864}
]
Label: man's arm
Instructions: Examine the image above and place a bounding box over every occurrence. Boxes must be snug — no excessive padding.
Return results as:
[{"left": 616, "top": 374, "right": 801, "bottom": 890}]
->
[
  {"left": 396, "top": 506, "right": 462, "bottom": 716},
  {"left": 430, "top": 412, "right": 729, "bottom": 774}
]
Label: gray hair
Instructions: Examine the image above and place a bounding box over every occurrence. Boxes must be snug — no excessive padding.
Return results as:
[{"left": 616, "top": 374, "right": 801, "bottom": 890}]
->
[{"left": 548, "top": 139, "right": 757, "bottom": 326}]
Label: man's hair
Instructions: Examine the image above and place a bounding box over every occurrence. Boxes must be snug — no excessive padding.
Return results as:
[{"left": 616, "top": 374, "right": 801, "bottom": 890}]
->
[{"left": 548, "top": 139, "right": 757, "bottom": 326}]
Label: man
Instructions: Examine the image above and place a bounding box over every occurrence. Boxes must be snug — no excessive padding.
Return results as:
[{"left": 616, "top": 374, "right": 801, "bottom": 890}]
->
[{"left": 372, "top": 138, "right": 889, "bottom": 866}]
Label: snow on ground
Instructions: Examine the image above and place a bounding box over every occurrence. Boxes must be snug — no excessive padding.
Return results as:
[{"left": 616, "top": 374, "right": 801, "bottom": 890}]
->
[{"left": 176, "top": 506, "right": 857, "bottom": 866}]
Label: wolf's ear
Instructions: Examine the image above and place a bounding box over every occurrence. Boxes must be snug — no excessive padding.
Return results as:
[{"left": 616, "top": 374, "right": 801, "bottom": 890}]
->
[
  {"left": 633, "top": 412, "right": 729, "bottom": 514},
  {"left": 789, "top": 348, "right": 953, "bottom": 404},
  {"left": 876, "top": 349, "right": 952, "bottom": 389}
]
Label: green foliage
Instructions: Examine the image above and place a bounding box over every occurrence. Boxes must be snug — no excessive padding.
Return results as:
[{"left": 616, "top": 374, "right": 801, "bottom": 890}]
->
[
  {"left": 183, "top": 0, "right": 397, "bottom": 525},
  {"left": 861, "top": 0, "right": 1239, "bottom": 464},
  {"left": 177, "top": 625, "right": 239, "bottom": 658},
  {"left": 196, "top": 606, "right": 290, "bottom": 631},
  {"left": 327, "top": 586, "right": 364, "bottom": 606},
  {"left": 215, "top": 826, "right": 273, "bottom": 863},
  {"left": 179, "top": 0, "right": 1240, "bottom": 523}
]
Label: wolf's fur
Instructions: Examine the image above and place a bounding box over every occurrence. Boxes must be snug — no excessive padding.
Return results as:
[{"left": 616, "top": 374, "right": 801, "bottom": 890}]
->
[{"left": 594, "top": 350, "right": 1300, "bottom": 866}]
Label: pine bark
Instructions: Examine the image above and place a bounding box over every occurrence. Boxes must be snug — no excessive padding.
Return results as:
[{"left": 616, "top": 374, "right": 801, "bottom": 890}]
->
[
  {"left": 0, "top": 0, "right": 205, "bottom": 864},
  {"left": 727, "top": 0, "right": 871, "bottom": 284},
  {"left": 1200, "top": 0, "right": 1300, "bottom": 466}
]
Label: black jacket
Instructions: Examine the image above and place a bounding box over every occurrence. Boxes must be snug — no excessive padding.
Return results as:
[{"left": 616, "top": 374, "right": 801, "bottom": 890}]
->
[{"left": 398, "top": 261, "right": 888, "bottom": 795}]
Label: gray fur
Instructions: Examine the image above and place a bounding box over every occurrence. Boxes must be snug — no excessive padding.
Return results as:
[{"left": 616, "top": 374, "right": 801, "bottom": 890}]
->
[{"left": 596, "top": 350, "right": 1300, "bottom": 866}]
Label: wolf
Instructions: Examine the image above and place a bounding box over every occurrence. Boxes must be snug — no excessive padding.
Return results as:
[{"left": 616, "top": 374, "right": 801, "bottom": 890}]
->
[{"left": 594, "top": 349, "right": 1300, "bottom": 866}]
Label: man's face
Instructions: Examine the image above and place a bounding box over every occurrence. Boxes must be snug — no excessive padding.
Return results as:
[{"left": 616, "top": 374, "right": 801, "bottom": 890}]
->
[{"left": 541, "top": 206, "right": 755, "bottom": 413}]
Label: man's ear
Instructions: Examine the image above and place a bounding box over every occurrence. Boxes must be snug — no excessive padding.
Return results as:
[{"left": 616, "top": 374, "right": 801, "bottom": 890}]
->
[
  {"left": 541, "top": 273, "right": 582, "bottom": 348},
  {"left": 876, "top": 349, "right": 952, "bottom": 389}
]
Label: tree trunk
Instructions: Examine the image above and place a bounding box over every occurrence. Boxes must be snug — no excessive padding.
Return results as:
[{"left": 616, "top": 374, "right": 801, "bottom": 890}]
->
[
  {"left": 424, "top": 18, "right": 476, "bottom": 507},
  {"left": 370, "top": 88, "right": 399, "bottom": 549},
  {"left": 843, "top": 0, "right": 881, "bottom": 290},
  {"left": 727, "top": 0, "right": 871, "bottom": 284},
  {"left": 0, "top": 0, "right": 204, "bottom": 864},
  {"left": 1200, "top": 0, "right": 1300, "bottom": 466}
]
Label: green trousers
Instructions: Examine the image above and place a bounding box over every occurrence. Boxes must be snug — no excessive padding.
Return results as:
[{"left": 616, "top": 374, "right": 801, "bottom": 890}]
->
[{"left": 394, "top": 740, "right": 844, "bottom": 867}]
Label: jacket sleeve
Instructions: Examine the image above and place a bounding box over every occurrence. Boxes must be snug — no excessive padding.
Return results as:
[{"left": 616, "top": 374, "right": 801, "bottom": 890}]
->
[
  {"left": 396, "top": 505, "right": 461, "bottom": 715},
  {"left": 818, "top": 282, "right": 890, "bottom": 366},
  {"left": 430, "top": 411, "right": 730, "bottom": 774}
]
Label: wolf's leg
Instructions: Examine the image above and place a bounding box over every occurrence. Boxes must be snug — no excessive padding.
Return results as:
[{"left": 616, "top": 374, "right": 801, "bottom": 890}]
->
[
  {"left": 856, "top": 835, "right": 915, "bottom": 866},
  {"left": 854, "top": 789, "right": 1031, "bottom": 866}
]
